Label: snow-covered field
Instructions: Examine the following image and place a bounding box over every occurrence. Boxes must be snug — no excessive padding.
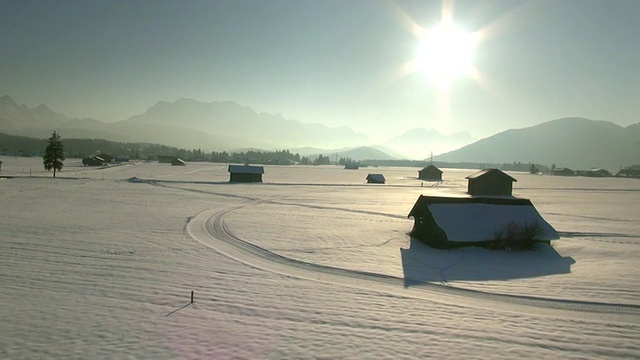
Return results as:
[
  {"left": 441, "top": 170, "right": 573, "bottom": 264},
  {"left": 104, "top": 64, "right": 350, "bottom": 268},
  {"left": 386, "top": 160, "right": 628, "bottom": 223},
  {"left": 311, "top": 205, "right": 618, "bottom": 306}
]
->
[{"left": 1, "top": 157, "right": 638, "bottom": 359}]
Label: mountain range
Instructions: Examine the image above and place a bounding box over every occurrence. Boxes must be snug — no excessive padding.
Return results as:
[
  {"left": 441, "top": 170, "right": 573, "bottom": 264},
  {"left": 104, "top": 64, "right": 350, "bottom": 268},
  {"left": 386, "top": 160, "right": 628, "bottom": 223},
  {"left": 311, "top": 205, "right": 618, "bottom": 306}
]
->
[
  {"left": 435, "top": 117, "right": 639, "bottom": 170},
  {"left": 1, "top": 95, "right": 638, "bottom": 170}
]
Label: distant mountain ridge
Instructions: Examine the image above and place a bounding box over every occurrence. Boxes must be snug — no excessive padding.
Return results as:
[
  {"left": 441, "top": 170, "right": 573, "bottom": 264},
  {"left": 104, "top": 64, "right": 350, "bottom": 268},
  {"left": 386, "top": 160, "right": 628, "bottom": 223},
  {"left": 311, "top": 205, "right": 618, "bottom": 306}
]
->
[
  {"left": 119, "top": 98, "right": 370, "bottom": 149},
  {"left": 0, "top": 96, "right": 369, "bottom": 151},
  {"left": 2, "top": 95, "right": 638, "bottom": 169},
  {"left": 435, "top": 117, "right": 640, "bottom": 170}
]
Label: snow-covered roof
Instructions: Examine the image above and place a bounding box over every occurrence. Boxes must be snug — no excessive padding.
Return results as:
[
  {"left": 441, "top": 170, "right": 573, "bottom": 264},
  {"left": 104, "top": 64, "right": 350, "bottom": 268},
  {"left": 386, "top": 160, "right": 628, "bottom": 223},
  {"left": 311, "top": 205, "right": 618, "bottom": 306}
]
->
[
  {"left": 465, "top": 168, "right": 517, "bottom": 182},
  {"left": 228, "top": 165, "right": 264, "bottom": 174},
  {"left": 408, "top": 196, "right": 559, "bottom": 243}
]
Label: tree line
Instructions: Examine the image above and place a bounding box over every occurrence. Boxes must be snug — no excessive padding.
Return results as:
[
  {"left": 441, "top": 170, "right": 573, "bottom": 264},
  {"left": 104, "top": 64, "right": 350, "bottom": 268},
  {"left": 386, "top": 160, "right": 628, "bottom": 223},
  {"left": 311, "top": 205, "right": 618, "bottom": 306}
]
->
[{"left": 0, "top": 131, "right": 596, "bottom": 176}]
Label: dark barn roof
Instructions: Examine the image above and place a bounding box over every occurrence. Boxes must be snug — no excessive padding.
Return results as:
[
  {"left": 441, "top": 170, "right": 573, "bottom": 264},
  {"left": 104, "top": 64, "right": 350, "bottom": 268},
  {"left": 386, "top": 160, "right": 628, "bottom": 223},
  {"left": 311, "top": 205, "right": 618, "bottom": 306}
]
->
[{"left": 366, "top": 173, "right": 386, "bottom": 183}]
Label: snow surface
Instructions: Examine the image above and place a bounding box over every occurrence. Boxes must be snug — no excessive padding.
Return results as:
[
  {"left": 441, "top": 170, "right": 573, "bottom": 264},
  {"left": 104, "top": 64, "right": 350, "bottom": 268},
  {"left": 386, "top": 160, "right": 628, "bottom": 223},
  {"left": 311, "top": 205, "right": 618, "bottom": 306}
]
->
[
  {"left": 0, "top": 158, "right": 639, "bottom": 359},
  {"left": 427, "top": 202, "right": 559, "bottom": 242}
]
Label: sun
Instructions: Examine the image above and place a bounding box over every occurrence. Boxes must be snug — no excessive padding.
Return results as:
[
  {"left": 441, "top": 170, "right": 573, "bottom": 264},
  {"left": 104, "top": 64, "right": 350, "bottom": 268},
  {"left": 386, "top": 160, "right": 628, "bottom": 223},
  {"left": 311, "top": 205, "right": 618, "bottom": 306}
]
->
[{"left": 415, "top": 22, "right": 477, "bottom": 88}]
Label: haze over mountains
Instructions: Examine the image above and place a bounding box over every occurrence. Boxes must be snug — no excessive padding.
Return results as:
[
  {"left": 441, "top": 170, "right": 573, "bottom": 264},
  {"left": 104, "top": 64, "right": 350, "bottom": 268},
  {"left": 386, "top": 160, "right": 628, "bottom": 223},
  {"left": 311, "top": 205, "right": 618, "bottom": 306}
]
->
[
  {"left": 1, "top": 95, "right": 638, "bottom": 170},
  {"left": 0, "top": 95, "right": 472, "bottom": 158}
]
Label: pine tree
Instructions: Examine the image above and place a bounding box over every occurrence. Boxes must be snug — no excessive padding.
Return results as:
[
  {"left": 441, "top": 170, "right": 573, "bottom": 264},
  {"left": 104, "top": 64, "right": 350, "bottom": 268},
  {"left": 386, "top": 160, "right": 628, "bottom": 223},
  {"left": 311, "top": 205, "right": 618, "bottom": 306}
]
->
[{"left": 43, "top": 131, "right": 65, "bottom": 177}]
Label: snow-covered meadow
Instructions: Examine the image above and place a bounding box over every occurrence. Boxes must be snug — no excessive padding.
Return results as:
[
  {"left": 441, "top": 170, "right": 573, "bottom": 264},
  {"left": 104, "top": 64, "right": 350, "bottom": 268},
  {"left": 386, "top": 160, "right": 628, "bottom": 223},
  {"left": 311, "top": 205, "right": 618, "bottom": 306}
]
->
[{"left": 1, "top": 157, "right": 638, "bottom": 359}]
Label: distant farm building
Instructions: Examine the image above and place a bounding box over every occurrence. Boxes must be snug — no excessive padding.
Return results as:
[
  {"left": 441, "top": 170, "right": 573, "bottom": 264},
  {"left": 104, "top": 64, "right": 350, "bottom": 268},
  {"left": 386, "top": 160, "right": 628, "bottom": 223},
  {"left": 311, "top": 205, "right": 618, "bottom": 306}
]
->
[
  {"left": 586, "top": 168, "right": 611, "bottom": 177},
  {"left": 228, "top": 164, "right": 264, "bottom": 183},
  {"left": 171, "top": 158, "right": 186, "bottom": 166},
  {"left": 366, "top": 174, "right": 385, "bottom": 184},
  {"left": 95, "top": 154, "right": 113, "bottom": 163},
  {"left": 465, "top": 168, "right": 516, "bottom": 196},
  {"left": 157, "top": 155, "right": 176, "bottom": 164},
  {"left": 615, "top": 168, "right": 640, "bottom": 178},
  {"left": 345, "top": 162, "right": 360, "bottom": 170},
  {"left": 418, "top": 165, "right": 443, "bottom": 181},
  {"left": 552, "top": 168, "right": 575, "bottom": 176},
  {"left": 408, "top": 195, "right": 559, "bottom": 249},
  {"left": 82, "top": 156, "right": 106, "bottom": 166}
]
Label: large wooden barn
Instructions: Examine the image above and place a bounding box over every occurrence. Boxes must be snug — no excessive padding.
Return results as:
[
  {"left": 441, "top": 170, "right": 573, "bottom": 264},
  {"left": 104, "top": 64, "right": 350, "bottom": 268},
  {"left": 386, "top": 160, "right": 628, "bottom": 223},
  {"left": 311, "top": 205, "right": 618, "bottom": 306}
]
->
[
  {"left": 465, "top": 168, "right": 516, "bottom": 196},
  {"left": 407, "top": 195, "right": 559, "bottom": 249},
  {"left": 228, "top": 164, "right": 264, "bottom": 183},
  {"left": 418, "top": 165, "right": 443, "bottom": 181}
]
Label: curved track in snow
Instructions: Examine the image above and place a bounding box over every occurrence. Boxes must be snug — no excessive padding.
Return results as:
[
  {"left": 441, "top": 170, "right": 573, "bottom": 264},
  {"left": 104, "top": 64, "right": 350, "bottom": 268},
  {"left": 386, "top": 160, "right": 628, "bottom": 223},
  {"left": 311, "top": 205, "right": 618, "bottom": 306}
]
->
[{"left": 186, "top": 206, "right": 640, "bottom": 324}]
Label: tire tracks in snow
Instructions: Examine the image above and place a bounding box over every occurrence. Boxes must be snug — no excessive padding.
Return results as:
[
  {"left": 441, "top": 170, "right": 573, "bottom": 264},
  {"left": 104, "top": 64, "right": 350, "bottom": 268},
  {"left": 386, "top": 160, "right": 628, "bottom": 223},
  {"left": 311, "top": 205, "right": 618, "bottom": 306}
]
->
[{"left": 186, "top": 206, "right": 640, "bottom": 324}]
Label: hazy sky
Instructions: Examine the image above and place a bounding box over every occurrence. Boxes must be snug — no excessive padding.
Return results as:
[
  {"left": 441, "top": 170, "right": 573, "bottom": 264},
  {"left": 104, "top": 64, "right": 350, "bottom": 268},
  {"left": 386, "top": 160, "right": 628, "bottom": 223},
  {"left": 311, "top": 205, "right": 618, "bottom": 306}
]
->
[{"left": 1, "top": 0, "right": 638, "bottom": 142}]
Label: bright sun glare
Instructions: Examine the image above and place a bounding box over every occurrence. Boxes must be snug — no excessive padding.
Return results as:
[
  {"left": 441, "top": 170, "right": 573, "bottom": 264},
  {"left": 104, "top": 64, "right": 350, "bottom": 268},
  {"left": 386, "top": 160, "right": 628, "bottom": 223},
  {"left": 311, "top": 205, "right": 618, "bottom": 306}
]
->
[{"left": 415, "top": 23, "right": 477, "bottom": 88}]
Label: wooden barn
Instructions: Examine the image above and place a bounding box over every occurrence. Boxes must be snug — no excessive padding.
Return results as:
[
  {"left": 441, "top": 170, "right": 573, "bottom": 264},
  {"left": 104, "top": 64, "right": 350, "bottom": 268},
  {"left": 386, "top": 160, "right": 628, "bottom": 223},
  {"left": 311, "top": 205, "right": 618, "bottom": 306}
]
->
[
  {"left": 465, "top": 168, "right": 516, "bottom": 196},
  {"left": 82, "top": 156, "right": 107, "bottom": 166},
  {"left": 407, "top": 195, "right": 559, "bottom": 249},
  {"left": 171, "top": 158, "right": 186, "bottom": 166},
  {"left": 228, "top": 164, "right": 264, "bottom": 183},
  {"left": 552, "top": 168, "right": 575, "bottom": 176},
  {"left": 615, "top": 168, "right": 640, "bottom": 178},
  {"left": 366, "top": 173, "right": 385, "bottom": 184},
  {"left": 345, "top": 162, "right": 360, "bottom": 170},
  {"left": 418, "top": 165, "right": 443, "bottom": 181},
  {"left": 586, "top": 168, "right": 611, "bottom": 177},
  {"left": 157, "top": 155, "right": 176, "bottom": 164}
]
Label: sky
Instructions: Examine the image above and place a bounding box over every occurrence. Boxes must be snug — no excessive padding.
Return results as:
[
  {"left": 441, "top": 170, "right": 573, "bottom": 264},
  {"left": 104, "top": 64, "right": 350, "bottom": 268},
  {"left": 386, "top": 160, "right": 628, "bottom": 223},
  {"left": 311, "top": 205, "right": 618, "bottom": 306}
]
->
[{"left": 1, "top": 0, "right": 639, "bottom": 142}]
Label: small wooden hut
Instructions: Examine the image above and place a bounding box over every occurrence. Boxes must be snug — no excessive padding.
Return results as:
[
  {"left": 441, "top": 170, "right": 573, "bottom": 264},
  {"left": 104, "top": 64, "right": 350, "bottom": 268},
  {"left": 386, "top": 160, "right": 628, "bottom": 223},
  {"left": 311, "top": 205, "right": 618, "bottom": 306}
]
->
[
  {"left": 228, "top": 164, "right": 264, "bottom": 183},
  {"left": 366, "top": 174, "right": 386, "bottom": 184},
  {"left": 418, "top": 165, "right": 443, "bottom": 181},
  {"left": 465, "top": 168, "right": 516, "bottom": 196}
]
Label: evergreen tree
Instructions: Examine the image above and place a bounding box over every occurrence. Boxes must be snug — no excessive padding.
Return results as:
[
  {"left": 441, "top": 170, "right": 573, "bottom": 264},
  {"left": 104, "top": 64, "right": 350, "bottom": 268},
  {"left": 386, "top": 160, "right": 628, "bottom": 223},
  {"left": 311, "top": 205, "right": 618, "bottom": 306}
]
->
[
  {"left": 529, "top": 163, "right": 539, "bottom": 174},
  {"left": 43, "top": 131, "right": 65, "bottom": 177}
]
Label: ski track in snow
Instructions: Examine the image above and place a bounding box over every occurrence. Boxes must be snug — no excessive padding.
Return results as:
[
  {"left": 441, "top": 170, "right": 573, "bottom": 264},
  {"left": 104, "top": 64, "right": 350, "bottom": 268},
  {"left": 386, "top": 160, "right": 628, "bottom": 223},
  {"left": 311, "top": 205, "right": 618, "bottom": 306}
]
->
[{"left": 185, "top": 201, "right": 640, "bottom": 325}]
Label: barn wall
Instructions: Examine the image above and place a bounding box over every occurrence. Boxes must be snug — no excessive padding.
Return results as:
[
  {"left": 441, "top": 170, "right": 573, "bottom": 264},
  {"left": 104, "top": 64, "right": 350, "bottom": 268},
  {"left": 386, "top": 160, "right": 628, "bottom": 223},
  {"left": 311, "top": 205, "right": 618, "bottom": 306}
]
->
[
  {"left": 468, "top": 179, "right": 512, "bottom": 196},
  {"left": 230, "top": 173, "right": 262, "bottom": 183},
  {"left": 418, "top": 169, "right": 442, "bottom": 181}
]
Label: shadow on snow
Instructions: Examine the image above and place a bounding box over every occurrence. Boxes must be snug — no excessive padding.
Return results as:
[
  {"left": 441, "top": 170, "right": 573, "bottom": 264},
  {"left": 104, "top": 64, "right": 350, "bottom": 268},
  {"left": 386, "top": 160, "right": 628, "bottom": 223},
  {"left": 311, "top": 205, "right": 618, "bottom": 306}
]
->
[{"left": 400, "top": 238, "right": 575, "bottom": 287}]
